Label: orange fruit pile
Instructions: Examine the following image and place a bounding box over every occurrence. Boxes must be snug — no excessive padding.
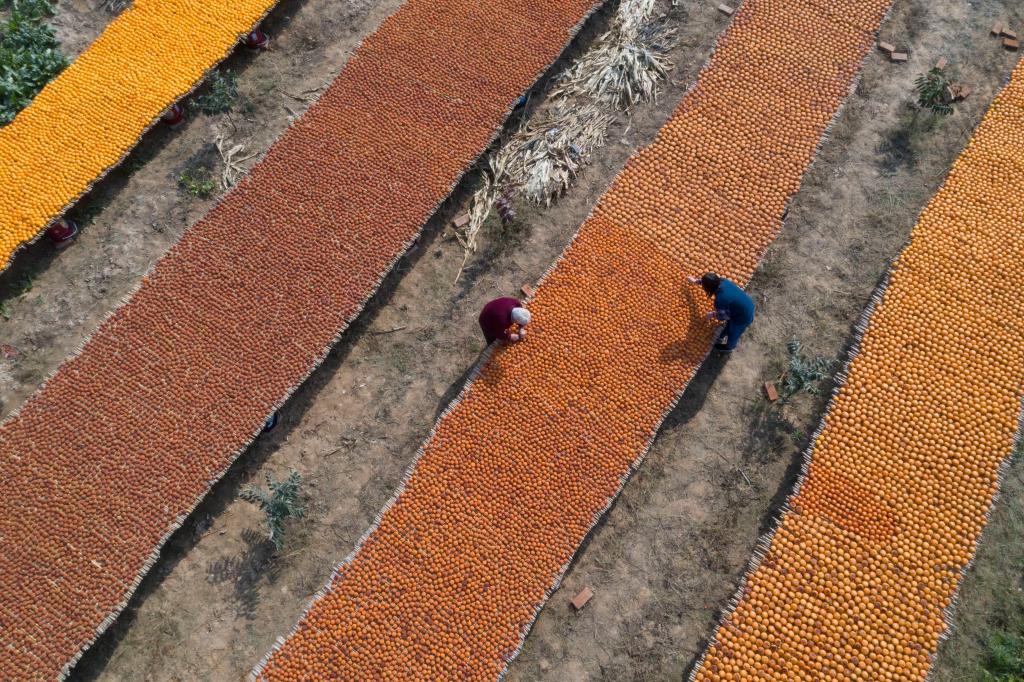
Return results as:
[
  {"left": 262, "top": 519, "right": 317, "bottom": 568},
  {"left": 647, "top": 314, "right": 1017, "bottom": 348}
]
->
[
  {"left": 253, "top": 0, "right": 913, "bottom": 679},
  {"left": 0, "top": 0, "right": 277, "bottom": 272},
  {"left": 692, "top": 60, "right": 1024, "bottom": 682},
  {"left": 0, "top": 0, "right": 599, "bottom": 678}
]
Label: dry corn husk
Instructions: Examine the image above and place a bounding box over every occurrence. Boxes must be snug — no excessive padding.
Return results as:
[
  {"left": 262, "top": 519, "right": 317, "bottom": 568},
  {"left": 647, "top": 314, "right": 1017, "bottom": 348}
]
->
[{"left": 452, "top": 0, "right": 675, "bottom": 275}]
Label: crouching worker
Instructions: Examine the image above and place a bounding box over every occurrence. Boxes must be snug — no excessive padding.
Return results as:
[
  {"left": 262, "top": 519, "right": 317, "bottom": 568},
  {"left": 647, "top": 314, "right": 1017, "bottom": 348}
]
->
[
  {"left": 479, "top": 297, "right": 532, "bottom": 345},
  {"left": 687, "top": 272, "right": 755, "bottom": 353}
]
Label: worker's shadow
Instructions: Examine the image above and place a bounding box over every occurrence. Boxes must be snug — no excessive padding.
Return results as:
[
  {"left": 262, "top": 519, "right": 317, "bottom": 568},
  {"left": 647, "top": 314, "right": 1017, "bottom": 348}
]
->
[
  {"left": 659, "top": 284, "right": 728, "bottom": 430},
  {"left": 433, "top": 344, "right": 504, "bottom": 419}
]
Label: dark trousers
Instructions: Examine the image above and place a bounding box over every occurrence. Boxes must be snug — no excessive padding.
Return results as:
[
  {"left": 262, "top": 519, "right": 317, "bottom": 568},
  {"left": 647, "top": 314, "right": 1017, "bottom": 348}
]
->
[{"left": 718, "top": 319, "right": 751, "bottom": 350}]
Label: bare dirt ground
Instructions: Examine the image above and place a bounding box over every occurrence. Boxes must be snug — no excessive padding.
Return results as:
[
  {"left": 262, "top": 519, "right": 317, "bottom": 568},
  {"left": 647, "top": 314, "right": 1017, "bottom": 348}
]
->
[
  {"left": 49, "top": 0, "right": 119, "bottom": 59},
  {"left": 1, "top": 0, "right": 1020, "bottom": 680}
]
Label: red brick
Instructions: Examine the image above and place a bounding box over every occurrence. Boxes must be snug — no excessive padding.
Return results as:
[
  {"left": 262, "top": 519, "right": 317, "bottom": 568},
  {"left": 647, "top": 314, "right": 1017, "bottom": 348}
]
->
[
  {"left": 452, "top": 212, "right": 470, "bottom": 228},
  {"left": 763, "top": 382, "right": 779, "bottom": 402},
  {"left": 934, "top": 57, "right": 947, "bottom": 70},
  {"left": 992, "top": 22, "right": 1003, "bottom": 36},
  {"left": 1004, "top": 38, "right": 1020, "bottom": 51},
  {"left": 520, "top": 284, "right": 536, "bottom": 298},
  {"left": 949, "top": 83, "right": 970, "bottom": 101},
  {"left": 1001, "top": 27, "right": 1018, "bottom": 40},
  {"left": 877, "top": 41, "right": 896, "bottom": 54},
  {"left": 717, "top": 4, "right": 734, "bottom": 16},
  {"left": 890, "top": 52, "right": 908, "bottom": 62},
  {"left": 571, "top": 587, "right": 594, "bottom": 610}
]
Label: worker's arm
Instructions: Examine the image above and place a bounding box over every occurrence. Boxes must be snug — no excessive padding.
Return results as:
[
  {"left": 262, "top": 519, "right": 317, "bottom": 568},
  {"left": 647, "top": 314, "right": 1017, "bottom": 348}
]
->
[
  {"left": 707, "top": 307, "right": 730, "bottom": 322},
  {"left": 502, "top": 323, "right": 524, "bottom": 342},
  {"left": 686, "top": 275, "right": 701, "bottom": 285}
]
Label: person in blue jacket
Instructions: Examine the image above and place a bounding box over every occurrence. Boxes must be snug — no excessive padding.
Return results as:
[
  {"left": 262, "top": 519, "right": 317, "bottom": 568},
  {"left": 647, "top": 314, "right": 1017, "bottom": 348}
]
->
[{"left": 687, "top": 272, "right": 755, "bottom": 352}]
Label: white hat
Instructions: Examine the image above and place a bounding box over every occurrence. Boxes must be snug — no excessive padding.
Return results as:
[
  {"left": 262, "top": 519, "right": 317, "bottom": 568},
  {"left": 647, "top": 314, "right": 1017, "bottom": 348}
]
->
[{"left": 511, "top": 307, "right": 532, "bottom": 326}]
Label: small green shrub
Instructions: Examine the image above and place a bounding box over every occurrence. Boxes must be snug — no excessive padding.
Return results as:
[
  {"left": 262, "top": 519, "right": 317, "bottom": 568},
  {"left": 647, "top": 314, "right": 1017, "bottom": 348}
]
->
[
  {"left": 1, "top": 0, "right": 54, "bottom": 22},
  {"left": 915, "top": 67, "right": 954, "bottom": 117},
  {"left": 0, "top": 0, "right": 67, "bottom": 124},
  {"left": 239, "top": 470, "right": 305, "bottom": 551},
  {"left": 0, "top": 273, "right": 34, "bottom": 320},
  {"left": 189, "top": 71, "right": 237, "bottom": 115},
  {"left": 177, "top": 164, "right": 216, "bottom": 199},
  {"left": 982, "top": 631, "right": 1024, "bottom": 681},
  {"left": 781, "top": 339, "right": 834, "bottom": 398}
]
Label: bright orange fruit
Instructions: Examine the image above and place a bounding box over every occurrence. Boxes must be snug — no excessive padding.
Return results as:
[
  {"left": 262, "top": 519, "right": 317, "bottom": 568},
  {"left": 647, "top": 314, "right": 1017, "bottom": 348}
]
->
[{"left": 0, "top": 0, "right": 276, "bottom": 271}]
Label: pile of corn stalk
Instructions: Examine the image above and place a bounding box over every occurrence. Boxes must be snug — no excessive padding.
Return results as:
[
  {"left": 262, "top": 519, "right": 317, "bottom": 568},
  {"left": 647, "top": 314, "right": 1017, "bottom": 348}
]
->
[{"left": 451, "top": 0, "right": 675, "bottom": 276}]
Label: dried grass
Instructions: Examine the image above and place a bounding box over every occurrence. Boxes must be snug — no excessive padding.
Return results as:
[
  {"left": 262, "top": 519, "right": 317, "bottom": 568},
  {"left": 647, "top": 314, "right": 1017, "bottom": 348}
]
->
[
  {"left": 451, "top": 0, "right": 676, "bottom": 277},
  {"left": 216, "top": 135, "right": 258, "bottom": 189},
  {"left": 104, "top": 0, "right": 130, "bottom": 13}
]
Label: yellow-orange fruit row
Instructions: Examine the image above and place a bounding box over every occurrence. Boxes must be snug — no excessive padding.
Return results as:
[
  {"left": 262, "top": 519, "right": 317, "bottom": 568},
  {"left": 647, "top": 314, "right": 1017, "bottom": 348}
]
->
[
  {"left": 253, "top": 0, "right": 896, "bottom": 678},
  {"left": 691, "top": 59, "right": 1024, "bottom": 681},
  {"left": 0, "top": 0, "right": 600, "bottom": 679},
  {"left": 0, "top": 0, "right": 277, "bottom": 271}
]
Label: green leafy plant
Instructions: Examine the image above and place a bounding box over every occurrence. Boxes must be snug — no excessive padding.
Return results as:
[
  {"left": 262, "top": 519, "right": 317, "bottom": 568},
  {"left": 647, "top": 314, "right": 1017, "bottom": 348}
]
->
[
  {"left": 0, "top": 0, "right": 67, "bottom": 124},
  {"left": 781, "top": 339, "right": 834, "bottom": 398},
  {"left": 0, "top": 274, "right": 34, "bottom": 320},
  {"left": 915, "top": 67, "right": 954, "bottom": 117},
  {"left": 982, "top": 631, "right": 1024, "bottom": 681},
  {"left": 9, "top": 273, "right": 32, "bottom": 297},
  {"left": 189, "top": 71, "right": 237, "bottom": 115},
  {"left": 177, "top": 164, "right": 216, "bottom": 199},
  {"left": 239, "top": 470, "right": 305, "bottom": 551},
  {"left": 1, "top": 0, "right": 54, "bottom": 22}
]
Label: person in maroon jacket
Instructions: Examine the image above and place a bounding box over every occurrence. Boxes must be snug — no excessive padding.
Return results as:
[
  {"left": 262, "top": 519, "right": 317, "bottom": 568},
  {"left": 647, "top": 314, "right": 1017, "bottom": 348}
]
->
[{"left": 479, "top": 297, "right": 532, "bottom": 344}]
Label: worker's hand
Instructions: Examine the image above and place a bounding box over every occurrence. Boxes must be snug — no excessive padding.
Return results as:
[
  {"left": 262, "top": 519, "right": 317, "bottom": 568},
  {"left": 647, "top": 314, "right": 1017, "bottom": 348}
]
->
[
  {"left": 705, "top": 311, "right": 716, "bottom": 321},
  {"left": 509, "top": 333, "right": 521, "bottom": 342},
  {"left": 519, "top": 328, "right": 527, "bottom": 338},
  {"left": 687, "top": 276, "right": 700, "bottom": 285}
]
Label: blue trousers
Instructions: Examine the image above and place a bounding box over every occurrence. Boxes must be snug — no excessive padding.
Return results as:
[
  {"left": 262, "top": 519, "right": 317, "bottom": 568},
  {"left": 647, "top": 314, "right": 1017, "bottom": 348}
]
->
[{"left": 718, "top": 319, "right": 751, "bottom": 350}]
